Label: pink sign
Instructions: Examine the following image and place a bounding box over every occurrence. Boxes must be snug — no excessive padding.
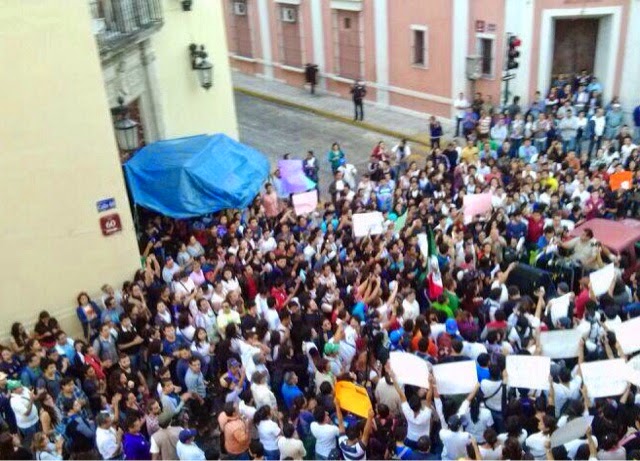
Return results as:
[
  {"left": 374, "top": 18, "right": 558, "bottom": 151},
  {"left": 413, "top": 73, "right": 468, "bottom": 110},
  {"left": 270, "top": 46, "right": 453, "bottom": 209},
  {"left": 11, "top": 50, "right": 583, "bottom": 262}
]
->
[
  {"left": 292, "top": 191, "right": 318, "bottom": 215},
  {"left": 463, "top": 193, "right": 493, "bottom": 219}
]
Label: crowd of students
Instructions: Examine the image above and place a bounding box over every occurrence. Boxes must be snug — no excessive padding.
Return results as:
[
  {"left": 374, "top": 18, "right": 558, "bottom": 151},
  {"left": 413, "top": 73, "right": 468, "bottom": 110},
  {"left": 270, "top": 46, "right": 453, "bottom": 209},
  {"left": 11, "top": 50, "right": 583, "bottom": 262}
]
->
[{"left": 1, "top": 71, "right": 640, "bottom": 461}]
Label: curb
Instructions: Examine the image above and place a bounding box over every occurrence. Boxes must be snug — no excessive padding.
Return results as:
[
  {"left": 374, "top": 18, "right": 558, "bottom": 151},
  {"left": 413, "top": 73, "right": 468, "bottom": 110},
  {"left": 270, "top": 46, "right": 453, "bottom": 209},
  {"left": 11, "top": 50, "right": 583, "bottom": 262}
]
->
[{"left": 235, "top": 86, "right": 432, "bottom": 150}]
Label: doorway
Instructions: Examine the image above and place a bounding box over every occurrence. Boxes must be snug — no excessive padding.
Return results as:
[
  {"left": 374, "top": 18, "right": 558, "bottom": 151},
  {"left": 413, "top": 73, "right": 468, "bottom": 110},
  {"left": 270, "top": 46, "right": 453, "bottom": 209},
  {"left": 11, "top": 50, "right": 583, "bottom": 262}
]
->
[{"left": 552, "top": 18, "right": 598, "bottom": 78}]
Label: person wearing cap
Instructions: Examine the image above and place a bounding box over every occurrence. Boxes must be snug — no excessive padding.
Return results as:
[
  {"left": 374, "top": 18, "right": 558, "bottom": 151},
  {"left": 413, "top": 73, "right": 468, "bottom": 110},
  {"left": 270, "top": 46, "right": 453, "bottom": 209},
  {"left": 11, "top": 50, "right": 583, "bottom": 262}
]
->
[
  {"left": 323, "top": 342, "right": 342, "bottom": 376},
  {"left": 176, "top": 428, "right": 205, "bottom": 461},
  {"left": 8, "top": 379, "right": 39, "bottom": 446}
]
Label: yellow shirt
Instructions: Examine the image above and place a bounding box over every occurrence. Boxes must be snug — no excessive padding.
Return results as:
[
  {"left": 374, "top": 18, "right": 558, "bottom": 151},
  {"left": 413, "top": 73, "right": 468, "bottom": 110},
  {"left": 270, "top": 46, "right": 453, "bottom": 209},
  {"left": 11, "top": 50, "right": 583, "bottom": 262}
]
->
[
  {"left": 541, "top": 176, "right": 558, "bottom": 191},
  {"left": 461, "top": 146, "right": 479, "bottom": 164}
]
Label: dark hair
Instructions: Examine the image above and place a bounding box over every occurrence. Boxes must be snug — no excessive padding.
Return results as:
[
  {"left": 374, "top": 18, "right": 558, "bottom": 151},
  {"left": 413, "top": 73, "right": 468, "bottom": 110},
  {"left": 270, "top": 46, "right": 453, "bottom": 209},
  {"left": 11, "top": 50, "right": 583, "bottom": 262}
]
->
[
  {"left": 282, "top": 423, "right": 295, "bottom": 438},
  {"left": 502, "top": 437, "right": 523, "bottom": 460},
  {"left": 249, "top": 440, "right": 264, "bottom": 458}
]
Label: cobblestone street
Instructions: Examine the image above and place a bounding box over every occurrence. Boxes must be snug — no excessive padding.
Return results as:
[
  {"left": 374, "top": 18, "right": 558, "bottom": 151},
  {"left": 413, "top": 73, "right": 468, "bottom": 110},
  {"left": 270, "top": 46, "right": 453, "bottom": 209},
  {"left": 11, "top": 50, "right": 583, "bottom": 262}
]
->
[{"left": 235, "top": 90, "right": 410, "bottom": 192}]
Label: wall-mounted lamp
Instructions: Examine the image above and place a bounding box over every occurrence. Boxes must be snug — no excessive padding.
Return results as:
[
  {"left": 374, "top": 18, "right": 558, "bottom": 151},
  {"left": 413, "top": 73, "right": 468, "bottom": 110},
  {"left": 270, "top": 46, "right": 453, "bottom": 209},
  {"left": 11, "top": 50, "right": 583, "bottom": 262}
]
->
[
  {"left": 189, "top": 44, "right": 213, "bottom": 90},
  {"left": 181, "top": 0, "right": 192, "bottom": 11},
  {"left": 112, "top": 97, "right": 139, "bottom": 151}
]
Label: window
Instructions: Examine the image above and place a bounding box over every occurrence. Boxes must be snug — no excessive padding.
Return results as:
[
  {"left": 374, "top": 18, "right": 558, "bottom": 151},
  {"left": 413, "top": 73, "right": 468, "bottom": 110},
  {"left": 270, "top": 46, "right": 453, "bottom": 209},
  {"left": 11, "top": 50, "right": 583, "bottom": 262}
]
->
[
  {"left": 411, "top": 25, "right": 428, "bottom": 68},
  {"left": 344, "top": 17, "right": 351, "bottom": 29},
  {"left": 477, "top": 35, "right": 495, "bottom": 78},
  {"left": 233, "top": 0, "right": 247, "bottom": 15}
]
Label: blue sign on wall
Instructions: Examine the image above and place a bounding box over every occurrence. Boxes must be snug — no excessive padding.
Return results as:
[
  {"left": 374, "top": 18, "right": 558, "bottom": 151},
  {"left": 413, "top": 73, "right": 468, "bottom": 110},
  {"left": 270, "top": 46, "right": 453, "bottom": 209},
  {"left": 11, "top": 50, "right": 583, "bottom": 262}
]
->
[{"left": 96, "top": 197, "right": 116, "bottom": 212}]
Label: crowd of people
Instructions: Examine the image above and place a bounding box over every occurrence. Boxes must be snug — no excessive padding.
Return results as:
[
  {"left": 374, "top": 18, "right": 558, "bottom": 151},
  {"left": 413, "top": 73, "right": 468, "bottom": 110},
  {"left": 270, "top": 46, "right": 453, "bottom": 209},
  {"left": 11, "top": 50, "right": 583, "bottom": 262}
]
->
[{"left": 1, "top": 70, "right": 640, "bottom": 461}]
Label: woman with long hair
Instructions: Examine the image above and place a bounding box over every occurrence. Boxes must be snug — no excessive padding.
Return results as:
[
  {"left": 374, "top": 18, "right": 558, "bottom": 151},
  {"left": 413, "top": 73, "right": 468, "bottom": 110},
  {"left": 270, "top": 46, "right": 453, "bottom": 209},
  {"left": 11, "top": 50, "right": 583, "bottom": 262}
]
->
[
  {"left": 31, "top": 432, "right": 63, "bottom": 461},
  {"left": 9, "top": 323, "right": 29, "bottom": 359},
  {"left": 37, "top": 393, "right": 64, "bottom": 439}
]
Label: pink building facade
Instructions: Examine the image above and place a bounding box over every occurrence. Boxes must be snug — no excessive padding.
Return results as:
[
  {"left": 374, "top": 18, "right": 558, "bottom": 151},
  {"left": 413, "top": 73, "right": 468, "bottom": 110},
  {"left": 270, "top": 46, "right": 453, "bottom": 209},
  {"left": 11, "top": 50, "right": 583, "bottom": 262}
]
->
[{"left": 224, "top": 0, "right": 640, "bottom": 121}]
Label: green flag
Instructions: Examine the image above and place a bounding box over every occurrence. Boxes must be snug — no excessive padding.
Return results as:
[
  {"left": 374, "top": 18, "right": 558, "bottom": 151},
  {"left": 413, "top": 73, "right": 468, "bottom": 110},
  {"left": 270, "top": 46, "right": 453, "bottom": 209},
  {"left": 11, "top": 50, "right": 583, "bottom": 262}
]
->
[{"left": 394, "top": 211, "right": 408, "bottom": 232}]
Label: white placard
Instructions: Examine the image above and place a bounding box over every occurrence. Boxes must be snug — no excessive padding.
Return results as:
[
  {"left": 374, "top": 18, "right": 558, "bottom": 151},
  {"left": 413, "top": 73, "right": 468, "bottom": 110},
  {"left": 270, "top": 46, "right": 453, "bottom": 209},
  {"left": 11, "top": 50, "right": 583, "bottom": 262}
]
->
[
  {"left": 417, "top": 233, "right": 429, "bottom": 259},
  {"left": 580, "top": 358, "right": 627, "bottom": 398},
  {"left": 610, "top": 316, "right": 640, "bottom": 355},
  {"left": 550, "top": 416, "right": 594, "bottom": 448},
  {"left": 506, "top": 355, "right": 550, "bottom": 391},
  {"left": 291, "top": 191, "right": 318, "bottom": 215},
  {"left": 589, "top": 263, "right": 615, "bottom": 297},
  {"left": 433, "top": 361, "right": 478, "bottom": 395},
  {"left": 389, "top": 352, "right": 430, "bottom": 389},
  {"left": 352, "top": 212, "right": 384, "bottom": 238},
  {"left": 540, "top": 329, "right": 583, "bottom": 359}
]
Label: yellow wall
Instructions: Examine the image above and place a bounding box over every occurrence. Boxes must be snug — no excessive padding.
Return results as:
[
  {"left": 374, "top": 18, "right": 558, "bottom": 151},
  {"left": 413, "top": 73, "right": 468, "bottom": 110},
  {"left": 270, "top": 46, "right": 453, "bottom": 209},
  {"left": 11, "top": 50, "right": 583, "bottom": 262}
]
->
[
  {"left": 153, "top": 0, "right": 239, "bottom": 139},
  {"left": 0, "top": 1, "right": 141, "bottom": 336}
]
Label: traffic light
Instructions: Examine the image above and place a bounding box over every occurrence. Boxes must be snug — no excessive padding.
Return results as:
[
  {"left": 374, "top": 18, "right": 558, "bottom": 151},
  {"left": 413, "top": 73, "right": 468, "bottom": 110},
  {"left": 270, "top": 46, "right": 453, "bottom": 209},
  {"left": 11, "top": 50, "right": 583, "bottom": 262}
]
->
[{"left": 506, "top": 35, "right": 521, "bottom": 70}]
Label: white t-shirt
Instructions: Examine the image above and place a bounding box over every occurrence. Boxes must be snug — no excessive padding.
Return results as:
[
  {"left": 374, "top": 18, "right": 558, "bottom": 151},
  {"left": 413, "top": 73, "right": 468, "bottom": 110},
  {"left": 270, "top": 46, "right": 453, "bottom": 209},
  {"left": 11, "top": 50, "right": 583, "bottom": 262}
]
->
[
  {"left": 440, "top": 429, "right": 471, "bottom": 460},
  {"left": 265, "top": 309, "right": 281, "bottom": 332},
  {"left": 457, "top": 400, "right": 494, "bottom": 442},
  {"left": 401, "top": 401, "right": 432, "bottom": 442},
  {"left": 525, "top": 432, "right": 550, "bottom": 460},
  {"left": 278, "top": 437, "right": 306, "bottom": 460},
  {"left": 402, "top": 299, "right": 420, "bottom": 321},
  {"left": 480, "top": 444, "right": 502, "bottom": 460},
  {"left": 176, "top": 441, "right": 206, "bottom": 460},
  {"left": 462, "top": 341, "right": 488, "bottom": 361},
  {"left": 258, "top": 419, "right": 281, "bottom": 451},
  {"left": 96, "top": 426, "right": 119, "bottom": 460},
  {"left": 10, "top": 391, "right": 38, "bottom": 429},
  {"left": 310, "top": 422, "right": 340, "bottom": 457}
]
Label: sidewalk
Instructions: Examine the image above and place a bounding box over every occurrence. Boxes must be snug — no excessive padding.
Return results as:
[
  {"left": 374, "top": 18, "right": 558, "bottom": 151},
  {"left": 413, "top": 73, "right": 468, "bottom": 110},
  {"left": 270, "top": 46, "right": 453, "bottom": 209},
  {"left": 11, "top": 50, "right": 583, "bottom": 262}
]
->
[{"left": 233, "top": 71, "right": 454, "bottom": 148}]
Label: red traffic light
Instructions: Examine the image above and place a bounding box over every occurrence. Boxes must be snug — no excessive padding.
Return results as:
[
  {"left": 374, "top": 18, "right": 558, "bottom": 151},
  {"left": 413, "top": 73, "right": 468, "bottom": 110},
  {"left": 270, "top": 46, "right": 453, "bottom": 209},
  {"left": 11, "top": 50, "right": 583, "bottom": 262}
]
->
[{"left": 509, "top": 36, "right": 522, "bottom": 47}]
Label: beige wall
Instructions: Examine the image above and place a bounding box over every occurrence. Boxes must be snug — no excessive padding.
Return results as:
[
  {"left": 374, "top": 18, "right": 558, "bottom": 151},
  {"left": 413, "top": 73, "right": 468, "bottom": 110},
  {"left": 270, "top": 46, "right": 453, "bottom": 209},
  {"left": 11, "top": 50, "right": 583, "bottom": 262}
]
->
[
  {"left": 152, "top": 0, "right": 239, "bottom": 140},
  {"left": 0, "top": 0, "right": 141, "bottom": 337}
]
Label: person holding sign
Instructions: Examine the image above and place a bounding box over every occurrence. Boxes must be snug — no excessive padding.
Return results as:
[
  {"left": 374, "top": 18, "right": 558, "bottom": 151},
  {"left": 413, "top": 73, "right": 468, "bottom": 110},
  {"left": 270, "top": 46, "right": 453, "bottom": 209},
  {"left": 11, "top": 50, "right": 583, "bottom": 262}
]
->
[
  {"left": 335, "top": 397, "right": 374, "bottom": 461},
  {"left": 386, "top": 363, "right": 434, "bottom": 450}
]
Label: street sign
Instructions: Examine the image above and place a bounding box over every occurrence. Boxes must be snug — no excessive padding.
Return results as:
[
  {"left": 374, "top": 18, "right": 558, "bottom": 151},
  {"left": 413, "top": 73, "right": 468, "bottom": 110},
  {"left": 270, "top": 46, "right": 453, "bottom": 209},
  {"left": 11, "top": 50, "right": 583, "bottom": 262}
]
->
[
  {"left": 99, "top": 213, "right": 122, "bottom": 236},
  {"left": 96, "top": 197, "right": 116, "bottom": 212}
]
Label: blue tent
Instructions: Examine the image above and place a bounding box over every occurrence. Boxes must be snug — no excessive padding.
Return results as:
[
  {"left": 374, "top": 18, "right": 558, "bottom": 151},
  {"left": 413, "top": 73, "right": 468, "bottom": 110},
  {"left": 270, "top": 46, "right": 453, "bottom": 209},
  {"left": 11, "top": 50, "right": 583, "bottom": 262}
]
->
[{"left": 124, "top": 134, "right": 270, "bottom": 218}]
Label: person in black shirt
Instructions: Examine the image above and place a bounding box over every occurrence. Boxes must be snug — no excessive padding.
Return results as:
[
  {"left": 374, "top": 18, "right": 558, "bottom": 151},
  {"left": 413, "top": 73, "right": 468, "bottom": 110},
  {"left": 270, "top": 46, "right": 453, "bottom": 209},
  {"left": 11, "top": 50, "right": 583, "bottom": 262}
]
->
[{"left": 350, "top": 80, "right": 367, "bottom": 121}]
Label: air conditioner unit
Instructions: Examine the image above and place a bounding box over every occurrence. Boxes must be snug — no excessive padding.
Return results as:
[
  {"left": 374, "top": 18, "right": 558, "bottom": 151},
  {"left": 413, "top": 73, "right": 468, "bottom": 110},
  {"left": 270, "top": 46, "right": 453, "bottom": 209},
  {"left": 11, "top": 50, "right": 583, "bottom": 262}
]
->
[
  {"left": 234, "top": 1, "right": 247, "bottom": 15},
  {"left": 281, "top": 7, "right": 297, "bottom": 23}
]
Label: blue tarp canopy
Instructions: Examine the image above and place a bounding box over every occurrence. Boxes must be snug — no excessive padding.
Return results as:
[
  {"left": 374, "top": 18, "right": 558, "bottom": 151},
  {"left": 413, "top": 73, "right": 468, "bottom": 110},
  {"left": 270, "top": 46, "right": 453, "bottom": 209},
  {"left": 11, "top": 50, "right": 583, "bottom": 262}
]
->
[{"left": 124, "top": 134, "right": 270, "bottom": 218}]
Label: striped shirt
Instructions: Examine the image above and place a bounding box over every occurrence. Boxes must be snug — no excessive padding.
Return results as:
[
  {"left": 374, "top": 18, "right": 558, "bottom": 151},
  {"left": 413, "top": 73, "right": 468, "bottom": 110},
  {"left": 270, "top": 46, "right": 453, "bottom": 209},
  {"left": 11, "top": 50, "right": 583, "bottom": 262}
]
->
[{"left": 338, "top": 435, "right": 366, "bottom": 460}]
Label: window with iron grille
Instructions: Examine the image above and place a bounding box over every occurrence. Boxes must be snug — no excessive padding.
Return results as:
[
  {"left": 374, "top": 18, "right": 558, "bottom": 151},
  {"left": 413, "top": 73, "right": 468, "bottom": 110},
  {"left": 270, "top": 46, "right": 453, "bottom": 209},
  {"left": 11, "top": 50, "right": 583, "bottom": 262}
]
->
[
  {"left": 411, "top": 26, "right": 428, "bottom": 68},
  {"left": 477, "top": 36, "right": 495, "bottom": 78}
]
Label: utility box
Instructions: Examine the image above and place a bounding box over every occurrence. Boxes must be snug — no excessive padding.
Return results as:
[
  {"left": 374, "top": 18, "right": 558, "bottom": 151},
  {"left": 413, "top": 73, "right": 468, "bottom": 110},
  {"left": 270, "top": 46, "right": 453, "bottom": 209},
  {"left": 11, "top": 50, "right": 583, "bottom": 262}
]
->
[{"left": 466, "top": 55, "right": 482, "bottom": 81}]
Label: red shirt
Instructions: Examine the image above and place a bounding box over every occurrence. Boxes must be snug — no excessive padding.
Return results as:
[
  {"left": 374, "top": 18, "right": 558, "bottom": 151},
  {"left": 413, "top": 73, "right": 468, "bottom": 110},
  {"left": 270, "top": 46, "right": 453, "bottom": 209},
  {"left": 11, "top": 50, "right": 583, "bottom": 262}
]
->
[
  {"left": 574, "top": 288, "right": 590, "bottom": 319},
  {"left": 270, "top": 286, "right": 287, "bottom": 310},
  {"left": 526, "top": 216, "right": 544, "bottom": 243}
]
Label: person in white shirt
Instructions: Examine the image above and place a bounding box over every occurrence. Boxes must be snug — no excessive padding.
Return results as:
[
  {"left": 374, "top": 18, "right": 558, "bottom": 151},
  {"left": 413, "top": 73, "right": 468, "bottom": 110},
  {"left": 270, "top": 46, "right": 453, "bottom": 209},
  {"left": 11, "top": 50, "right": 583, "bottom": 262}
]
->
[
  {"left": 454, "top": 92, "right": 470, "bottom": 138},
  {"left": 278, "top": 423, "right": 306, "bottom": 460},
  {"left": 95, "top": 412, "right": 122, "bottom": 460},
  {"left": 402, "top": 290, "right": 420, "bottom": 321},
  {"left": 253, "top": 406, "right": 282, "bottom": 460},
  {"left": 525, "top": 415, "right": 557, "bottom": 460},
  {"left": 440, "top": 415, "right": 472, "bottom": 461},
  {"left": 251, "top": 371, "right": 277, "bottom": 411},
  {"left": 310, "top": 406, "right": 340, "bottom": 459},
  {"left": 387, "top": 365, "right": 433, "bottom": 448},
  {"left": 8, "top": 380, "right": 39, "bottom": 446},
  {"left": 176, "top": 429, "right": 206, "bottom": 461},
  {"left": 455, "top": 384, "right": 494, "bottom": 443}
]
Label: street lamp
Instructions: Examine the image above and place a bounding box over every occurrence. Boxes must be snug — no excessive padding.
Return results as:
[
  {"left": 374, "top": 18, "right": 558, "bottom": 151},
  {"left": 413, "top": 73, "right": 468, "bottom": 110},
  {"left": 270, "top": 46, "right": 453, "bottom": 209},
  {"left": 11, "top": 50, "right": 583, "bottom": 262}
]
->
[
  {"left": 189, "top": 44, "right": 213, "bottom": 90},
  {"left": 113, "top": 97, "right": 139, "bottom": 151}
]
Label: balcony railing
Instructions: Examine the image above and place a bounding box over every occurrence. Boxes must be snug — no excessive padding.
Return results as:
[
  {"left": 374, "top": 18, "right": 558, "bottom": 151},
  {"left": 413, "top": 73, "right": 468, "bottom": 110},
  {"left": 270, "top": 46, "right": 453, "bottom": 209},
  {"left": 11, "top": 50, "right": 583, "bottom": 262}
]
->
[{"left": 90, "top": 0, "right": 163, "bottom": 57}]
